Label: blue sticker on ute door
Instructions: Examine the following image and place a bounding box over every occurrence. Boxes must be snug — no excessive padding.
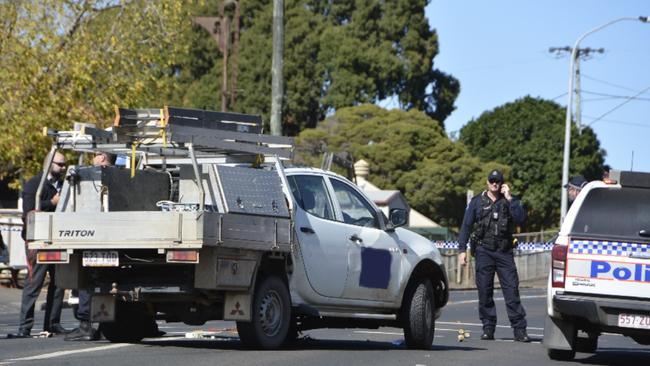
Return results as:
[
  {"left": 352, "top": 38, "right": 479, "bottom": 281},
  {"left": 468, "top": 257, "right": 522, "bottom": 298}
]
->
[{"left": 359, "top": 247, "right": 391, "bottom": 289}]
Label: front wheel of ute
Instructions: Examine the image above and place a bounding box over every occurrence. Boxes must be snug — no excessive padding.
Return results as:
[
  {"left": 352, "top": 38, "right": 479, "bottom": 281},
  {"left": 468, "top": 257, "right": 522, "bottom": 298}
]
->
[
  {"left": 237, "top": 276, "right": 291, "bottom": 350},
  {"left": 402, "top": 278, "right": 435, "bottom": 349}
]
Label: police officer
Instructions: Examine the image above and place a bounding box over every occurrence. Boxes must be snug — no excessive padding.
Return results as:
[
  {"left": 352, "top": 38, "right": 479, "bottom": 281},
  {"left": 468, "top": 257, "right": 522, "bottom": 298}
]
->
[
  {"left": 64, "top": 151, "right": 116, "bottom": 341},
  {"left": 565, "top": 175, "right": 587, "bottom": 204},
  {"left": 458, "top": 169, "right": 530, "bottom": 342}
]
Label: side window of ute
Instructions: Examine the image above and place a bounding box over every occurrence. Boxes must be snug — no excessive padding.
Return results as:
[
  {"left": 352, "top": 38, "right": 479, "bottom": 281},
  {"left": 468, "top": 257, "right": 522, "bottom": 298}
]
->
[
  {"left": 287, "top": 175, "right": 335, "bottom": 220},
  {"left": 330, "top": 178, "right": 379, "bottom": 228}
]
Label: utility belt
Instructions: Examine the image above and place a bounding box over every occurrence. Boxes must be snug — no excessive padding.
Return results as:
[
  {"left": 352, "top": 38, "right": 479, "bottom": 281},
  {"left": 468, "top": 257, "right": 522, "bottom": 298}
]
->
[{"left": 470, "top": 237, "right": 515, "bottom": 256}]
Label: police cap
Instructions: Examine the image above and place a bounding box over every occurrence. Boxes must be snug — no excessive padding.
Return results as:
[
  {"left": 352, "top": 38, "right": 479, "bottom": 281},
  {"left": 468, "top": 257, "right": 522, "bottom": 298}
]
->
[
  {"left": 487, "top": 169, "right": 504, "bottom": 183},
  {"left": 564, "top": 175, "right": 587, "bottom": 189}
]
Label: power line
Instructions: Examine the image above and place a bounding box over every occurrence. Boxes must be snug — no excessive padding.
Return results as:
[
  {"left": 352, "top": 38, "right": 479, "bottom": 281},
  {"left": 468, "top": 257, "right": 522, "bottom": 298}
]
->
[
  {"left": 582, "top": 73, "right": 646, "bottom": 93},
  {"left": 586, "top": 84, "right": 650, "bottom": 127},
  {"left": 582, "top": 114, "right": 650, "bottom": 129},
  {"left": 581, "top": 90, "right": 650, "bottom": 102},
  {"left": 550, "top": 92, "right": 568, "bottom": 101}
]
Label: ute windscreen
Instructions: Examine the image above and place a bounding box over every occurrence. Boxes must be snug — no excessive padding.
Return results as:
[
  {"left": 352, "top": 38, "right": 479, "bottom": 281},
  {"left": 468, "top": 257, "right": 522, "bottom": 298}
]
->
[{"left": 571, "top": 186, "right": 650, "bottom": 243}]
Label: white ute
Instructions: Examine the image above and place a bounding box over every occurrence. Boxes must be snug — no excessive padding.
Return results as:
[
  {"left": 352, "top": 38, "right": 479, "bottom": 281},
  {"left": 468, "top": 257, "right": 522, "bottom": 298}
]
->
[
  {"left": 27, "top": 107, "right": 449, "bottom": 350},
  {"left": 544, "top": 170, "right": 650, "bottom": 360}
]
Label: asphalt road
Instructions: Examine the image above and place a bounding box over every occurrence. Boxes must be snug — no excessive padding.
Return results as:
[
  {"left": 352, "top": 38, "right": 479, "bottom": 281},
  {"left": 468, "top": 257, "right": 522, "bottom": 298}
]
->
[{"left": 0, "top": 287, "right": 648, "bottom": 366}]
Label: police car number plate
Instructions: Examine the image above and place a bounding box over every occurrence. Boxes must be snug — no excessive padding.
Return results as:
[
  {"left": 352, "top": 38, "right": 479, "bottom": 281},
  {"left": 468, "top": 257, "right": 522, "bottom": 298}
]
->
[
  {"left": 618, "top": 313, "right": 650, "bottom": 329},
  {"left": 82, "top": 251, "right": 119, "bottom": 267}
]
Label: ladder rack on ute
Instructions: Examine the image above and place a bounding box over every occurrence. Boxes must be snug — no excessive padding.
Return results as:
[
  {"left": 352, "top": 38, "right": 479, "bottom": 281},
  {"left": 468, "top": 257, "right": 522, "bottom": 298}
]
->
[
  {"left": 36, "top": 107, "right": 294, "bottom": 212},
  {"left": 45, "top": 106, "right": 294, "bottom": 161}
]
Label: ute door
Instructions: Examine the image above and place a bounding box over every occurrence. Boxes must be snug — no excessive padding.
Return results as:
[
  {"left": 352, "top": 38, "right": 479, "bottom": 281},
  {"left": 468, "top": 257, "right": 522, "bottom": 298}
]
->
[
  {"left": 328, "top": 177, "right": 403, "bottom": 302},
  {"left": 288, "top": 174, "right": 349, "bottom": 298}
]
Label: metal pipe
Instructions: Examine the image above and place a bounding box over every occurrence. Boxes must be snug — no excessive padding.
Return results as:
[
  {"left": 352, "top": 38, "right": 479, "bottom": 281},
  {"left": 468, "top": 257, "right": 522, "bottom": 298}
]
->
[
  {"left": 188, "top": 143, "right": 205, "bottom": 212},
  {"left": 560, "top": 16, "right": 649, "bottom": 224},
  {"left": 35, "top": 145, "right": 57, "bottom": 211}
]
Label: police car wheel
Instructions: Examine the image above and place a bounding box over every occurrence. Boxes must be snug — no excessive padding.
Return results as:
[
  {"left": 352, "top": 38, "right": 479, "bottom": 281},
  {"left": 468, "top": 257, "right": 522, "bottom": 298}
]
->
[
  {"left": 547, "top": 348, "right": 576, "bottom": 361},
  {"left": 237, "top": 275, "right": 290, "bottom": 350},
  {"left": 403, "top": 278, "right": 435, "bottom": 349}
]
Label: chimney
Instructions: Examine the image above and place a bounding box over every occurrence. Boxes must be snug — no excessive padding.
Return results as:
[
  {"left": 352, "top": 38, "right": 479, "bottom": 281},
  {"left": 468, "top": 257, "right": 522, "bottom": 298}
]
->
[{"left": 354, "top": 159, "right": 370, "bottom": 189}]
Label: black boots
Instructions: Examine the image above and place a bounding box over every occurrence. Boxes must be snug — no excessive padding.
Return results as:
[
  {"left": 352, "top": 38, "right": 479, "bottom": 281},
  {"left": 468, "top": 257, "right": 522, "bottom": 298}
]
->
[
  {"left": 513, "top": 328, "right": 531, "bottom": 342},
  {"left": 481, "top": 327, "right": 495, "bottom": 340},
  {"left": 48, "top": 323, "right": 72, "bottom": 335},
  {"left": 64, "top": 321, "right": 99, "bottom": 341}
]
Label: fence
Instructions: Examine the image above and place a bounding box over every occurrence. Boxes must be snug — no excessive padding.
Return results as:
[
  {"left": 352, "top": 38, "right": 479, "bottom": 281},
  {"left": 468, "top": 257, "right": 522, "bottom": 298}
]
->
[{"left": 434, "top": 240, "right": 553, "bottom": 289}]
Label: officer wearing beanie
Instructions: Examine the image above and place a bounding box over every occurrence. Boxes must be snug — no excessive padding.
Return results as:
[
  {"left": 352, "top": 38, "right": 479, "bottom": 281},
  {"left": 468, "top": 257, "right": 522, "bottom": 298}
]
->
[
  {"left": 565, "top": 175, "right": 588, "bottom": 204},
  {"left": 457, "top": 170, "right": 530, "bottom": 342}
]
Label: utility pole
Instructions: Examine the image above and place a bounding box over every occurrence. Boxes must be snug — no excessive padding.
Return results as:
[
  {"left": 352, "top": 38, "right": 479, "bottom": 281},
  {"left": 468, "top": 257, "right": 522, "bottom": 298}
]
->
[
  {"left": 270, "top": 0, "right": 284, "bottom": 136},
  {"left": 549, "top": 46, "right": 604, "bottom": 130},
  {"left": 194, "top": 1, "right": 240, "bottom": 111}
]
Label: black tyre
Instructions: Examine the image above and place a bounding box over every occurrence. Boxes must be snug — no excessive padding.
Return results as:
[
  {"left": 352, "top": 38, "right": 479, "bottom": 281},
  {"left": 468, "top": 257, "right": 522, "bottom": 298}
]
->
[
  {"left": 237, "top": 276, "right": 291, "bottom": 350},
  {"left": 402, "top": 278, "right": 435, "bottom": 349},
  {"left": 547, "top": 348, "right": 576, "bottom": 361},
  {"left": 575, "top": 334, "right": 598, "bottom": 353},
  {"left": 99, "top": 302, "right": 157, "bottom": 343}
]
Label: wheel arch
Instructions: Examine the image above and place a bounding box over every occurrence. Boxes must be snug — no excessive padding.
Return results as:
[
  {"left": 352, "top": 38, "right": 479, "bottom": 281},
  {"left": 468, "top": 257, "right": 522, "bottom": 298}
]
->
[{"left": 401, "top": 259, "right": 449, "bottom": 311}]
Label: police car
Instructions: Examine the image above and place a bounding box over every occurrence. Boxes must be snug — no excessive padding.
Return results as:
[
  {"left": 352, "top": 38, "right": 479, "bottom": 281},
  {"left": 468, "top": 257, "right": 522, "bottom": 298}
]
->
[{"left": 544, "top": 170, "right": 650, "bottom": 360}]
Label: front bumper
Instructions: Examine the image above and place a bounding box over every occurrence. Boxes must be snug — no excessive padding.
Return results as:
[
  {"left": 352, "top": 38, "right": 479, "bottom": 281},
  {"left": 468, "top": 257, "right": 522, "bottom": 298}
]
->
[{"left": 553, "top": 293, "right": 650, "bottom": 335}]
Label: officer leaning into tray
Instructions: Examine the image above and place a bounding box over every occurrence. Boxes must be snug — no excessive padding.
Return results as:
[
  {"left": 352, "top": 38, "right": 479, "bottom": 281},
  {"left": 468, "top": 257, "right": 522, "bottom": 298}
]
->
[{"left": 457, "top": 169, "right": 530, "bottom": 342}]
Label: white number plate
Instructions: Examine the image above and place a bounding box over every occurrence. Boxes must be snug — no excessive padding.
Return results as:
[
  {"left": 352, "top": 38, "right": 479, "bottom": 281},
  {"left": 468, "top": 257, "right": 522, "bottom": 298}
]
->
[
  {"left": 82, "top": 251, "right": 119, "bottom": 267},
  {"left": 618, "top": 313, "right": 650, "bottom": 329}
]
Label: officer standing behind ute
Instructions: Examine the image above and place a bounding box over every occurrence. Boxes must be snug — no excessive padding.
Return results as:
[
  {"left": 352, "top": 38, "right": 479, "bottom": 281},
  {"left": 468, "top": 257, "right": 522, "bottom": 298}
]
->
[{"left": 457, "top": 170, "right": 530, "bottom": 342}]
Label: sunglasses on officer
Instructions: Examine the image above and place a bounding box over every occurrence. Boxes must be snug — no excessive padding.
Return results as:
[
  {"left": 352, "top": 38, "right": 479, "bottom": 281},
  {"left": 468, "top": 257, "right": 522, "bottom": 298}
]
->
[
  {"left": 52, "top": 161, "right": 66, "bottom": 167},
  {"left": 488, "top": 178, "right": 503, "bottom": 184}
]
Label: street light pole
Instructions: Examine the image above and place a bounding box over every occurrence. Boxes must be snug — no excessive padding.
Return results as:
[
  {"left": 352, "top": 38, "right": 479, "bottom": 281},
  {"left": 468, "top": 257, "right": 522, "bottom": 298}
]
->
[{"left": 560, "top": 16, "right": 650, "bottom": 225}]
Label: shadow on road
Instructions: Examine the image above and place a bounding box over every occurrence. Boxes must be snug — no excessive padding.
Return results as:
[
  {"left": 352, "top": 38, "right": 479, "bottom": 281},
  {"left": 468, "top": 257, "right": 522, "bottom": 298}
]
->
[
  {"left": 140, "top": 336, "right": 485, "bottom": 352},
  {"left": 574, "top": 348, "right": 650, "bottom": 365}
]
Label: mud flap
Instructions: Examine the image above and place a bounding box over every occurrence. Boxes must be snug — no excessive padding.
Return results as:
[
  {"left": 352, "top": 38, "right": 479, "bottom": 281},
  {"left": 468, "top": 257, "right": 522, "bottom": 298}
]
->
[
  {"left": 91, "top": 295, "right": 116, "bottom": 322},
  {"left": 543, "top": 315, "right": 576, "bottom": 350},
  {"left": 224, "top": 292, "right": 251, "bottom": 321}
]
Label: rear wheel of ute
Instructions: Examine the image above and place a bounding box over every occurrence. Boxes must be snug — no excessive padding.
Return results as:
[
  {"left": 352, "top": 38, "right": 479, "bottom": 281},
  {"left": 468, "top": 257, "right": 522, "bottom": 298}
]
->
[{"left": 237, "top": 276, "right": 290, "bottom": 350}]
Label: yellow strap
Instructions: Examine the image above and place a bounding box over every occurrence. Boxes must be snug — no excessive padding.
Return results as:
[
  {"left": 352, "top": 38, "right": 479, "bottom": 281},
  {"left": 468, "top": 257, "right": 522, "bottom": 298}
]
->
[
  {"left": 160, "top": 108, "right": 167, "bottom": 148},
  {"left": 131, "top": 143, "right": 137, "bottom": 178}
]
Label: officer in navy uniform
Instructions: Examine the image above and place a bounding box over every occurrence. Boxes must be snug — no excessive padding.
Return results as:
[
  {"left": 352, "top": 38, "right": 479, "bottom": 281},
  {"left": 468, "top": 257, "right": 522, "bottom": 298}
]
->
[
  {"left": 8, "top": 152, "right": 70, "bottom": 338},
  {"left": 458, "top": 169, "right": 530, "bottom": 342},
  {"left": 565, "top": 175, "right": 588, "bottom": 204}
]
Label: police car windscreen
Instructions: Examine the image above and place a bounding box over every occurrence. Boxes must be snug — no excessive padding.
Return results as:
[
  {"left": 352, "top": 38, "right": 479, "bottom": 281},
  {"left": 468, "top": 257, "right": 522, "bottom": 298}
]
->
[{"left": 571, "top": 186, "right": 650, "bottom": 243}]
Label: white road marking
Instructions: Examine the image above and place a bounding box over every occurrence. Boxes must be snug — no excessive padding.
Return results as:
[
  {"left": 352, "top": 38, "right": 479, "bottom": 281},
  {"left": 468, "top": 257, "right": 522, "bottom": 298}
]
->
[
  {"left": 353, "top": 330, "right": 444, "bottom": 338},
  {"left": 447, "top": 294, "right": 546, "bottom": 305},
  {"left": 437, "top": 321, "right": 544, "bottom": 331},
  {"left": 5, "top": 343, "right": 132, "bottom": 362}
]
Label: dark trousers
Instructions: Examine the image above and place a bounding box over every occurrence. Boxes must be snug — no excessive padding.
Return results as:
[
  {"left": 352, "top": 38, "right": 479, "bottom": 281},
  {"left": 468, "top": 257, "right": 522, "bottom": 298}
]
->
[
  {"left": 475, "top": 246, "right": 527, "bottom": 330},
  {"left": 77, "top": 290, "right": 91, "bottom": 322},
  {"left": 19, "top": 260, "right": 65, "bottom": 333}
]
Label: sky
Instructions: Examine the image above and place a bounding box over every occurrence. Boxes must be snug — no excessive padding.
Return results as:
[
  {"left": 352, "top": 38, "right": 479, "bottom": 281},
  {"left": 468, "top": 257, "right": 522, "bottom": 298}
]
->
[{"left": 424, "top": 0, "right": 650, "bottom": 173}]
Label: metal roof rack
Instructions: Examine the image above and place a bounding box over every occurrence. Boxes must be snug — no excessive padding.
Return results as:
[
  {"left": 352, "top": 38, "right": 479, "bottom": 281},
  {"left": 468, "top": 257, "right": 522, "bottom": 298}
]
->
[{"left": 47, "top": 106, "right": 294, "bottom": 160}]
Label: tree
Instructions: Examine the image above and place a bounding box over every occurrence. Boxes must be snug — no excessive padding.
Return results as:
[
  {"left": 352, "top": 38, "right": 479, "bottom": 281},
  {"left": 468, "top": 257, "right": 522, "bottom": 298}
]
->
[
  {"left": 174, "top": 0, "right": 460, "bottom": 135},
  {"left": 459, "top": 96, "right": 606, "bottom": 230},
  {"left": 0, "top": 0, "right": 192, "bottom": 185},
  {"left": 295, "top": 104, "right": 507, "bottom": 228}
]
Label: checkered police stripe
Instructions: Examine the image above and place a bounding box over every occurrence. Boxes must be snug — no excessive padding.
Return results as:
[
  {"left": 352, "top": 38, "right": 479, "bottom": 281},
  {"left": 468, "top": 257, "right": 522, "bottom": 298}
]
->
[
  {"left": 433, "top": 241, "right": 552, "bottom": 251},
  {"left": 570, "top": 239, "right": 650, "bottom": 256}
]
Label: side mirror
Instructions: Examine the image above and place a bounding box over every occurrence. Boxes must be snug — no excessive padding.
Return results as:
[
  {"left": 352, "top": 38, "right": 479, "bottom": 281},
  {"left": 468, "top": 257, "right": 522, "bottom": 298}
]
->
[{"left": 389, "top": 208, "right": 407, "bottom": 228}]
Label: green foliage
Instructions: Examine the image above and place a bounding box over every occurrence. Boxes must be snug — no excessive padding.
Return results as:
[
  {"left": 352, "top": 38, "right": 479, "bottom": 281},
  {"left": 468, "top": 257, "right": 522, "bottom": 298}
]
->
[
  {"left": 459, "top": 96, "right": 606, "bottom": 230},
  {"left": 0, "top": 0, "right": 193, "bottom": 186},
  {"left": 174, "top": 0, "right": 459, "bottom": 135},
  {"left": 295, "top": 104, "right": 507, "bottom": 227}
]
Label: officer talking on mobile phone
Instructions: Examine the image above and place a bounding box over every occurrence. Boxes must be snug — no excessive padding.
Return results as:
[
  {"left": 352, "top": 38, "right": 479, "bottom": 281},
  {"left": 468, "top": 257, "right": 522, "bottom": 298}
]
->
[{"left": 457, "top": 169, "right": 530, "bottom": 342}]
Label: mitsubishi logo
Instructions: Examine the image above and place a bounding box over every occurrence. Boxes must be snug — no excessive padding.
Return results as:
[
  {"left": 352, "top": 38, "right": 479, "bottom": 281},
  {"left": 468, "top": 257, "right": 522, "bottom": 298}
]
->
[{"left": 230, "top": 301, "right": 245, "bottom": 316}]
